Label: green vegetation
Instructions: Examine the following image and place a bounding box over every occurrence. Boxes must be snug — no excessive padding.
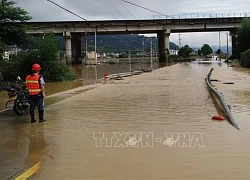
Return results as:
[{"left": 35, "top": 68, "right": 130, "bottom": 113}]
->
[
  {"left": 0, "top": 1, "right": 76, "bottom": 86},
  {"left": 240, "top": 49, "right": 250, "bottom": 68},
  {"left": 0, "top": 33, "right": 76, "bottom": 83},
  {"left": 0, "top": 0, "right": 31, "bottom": 48},
  {"left": 216, "top": 49, "right": 222, "bottom": 55},
  {"left": 200, "top": 44, "right": 213, "bottom": 56},
  {"left": 237, "top": 18, "right": 250, "bottom": 53},
  {"left": 178, "top": 45, "right": 193, "bottom": 58},
  {"left": 233, "top": 17, "right": 250, "bottom": 68},
  {"left": 0, "top": 0, "right": 31, "bottom": 86}
]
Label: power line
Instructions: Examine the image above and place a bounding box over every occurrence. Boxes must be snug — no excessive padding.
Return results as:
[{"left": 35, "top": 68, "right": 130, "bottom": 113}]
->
[
  {"left": 94, "top": 0, "right": 118, "bottom": 19},
  {"left": 46, "top": 0, "right": 170, "bottom": 54},
  {"left": 105, "top": 0, "right": 127, "bottom": 19},
  {"left": 35, "top": 0, "right": 74, "bottom": 21},
  {"left": 117, "top": 0, "right": 135, "bottom": 18},
  {"left": 120, "top": 0, "right": 174, "bottom": 19},
  {"left": 46, "top": 0, "right": 88, "bottom": 21},
  {"left": 46, "top": 0, "right": 143, "bottom": 49}
]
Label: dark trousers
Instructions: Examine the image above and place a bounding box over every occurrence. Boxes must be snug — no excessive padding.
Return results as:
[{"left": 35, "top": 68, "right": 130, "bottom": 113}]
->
[
  {"left": 29, "top": 94, "right": 45, "bottom": 122},
  {"left": 29, "top": 94, "right": 44, "bottom": 111}
]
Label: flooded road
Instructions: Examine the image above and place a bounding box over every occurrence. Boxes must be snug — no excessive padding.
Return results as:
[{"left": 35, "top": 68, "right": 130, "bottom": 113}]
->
[
  {"left": 1, "top": 61, "right": 250, "bottom": 179},
  {"left": 0, "top": 63, "right": 155, "bottom": 111}
]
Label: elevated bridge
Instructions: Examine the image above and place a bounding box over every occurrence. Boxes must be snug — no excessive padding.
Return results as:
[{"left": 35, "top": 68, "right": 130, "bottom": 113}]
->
[{"left": 25, "top": 14, "right": 248, "bottom": 64}]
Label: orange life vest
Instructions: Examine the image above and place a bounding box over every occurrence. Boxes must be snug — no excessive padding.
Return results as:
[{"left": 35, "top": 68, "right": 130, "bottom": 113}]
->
[{"left": 26, "top": 75, "right": 41, "bottom": 95}]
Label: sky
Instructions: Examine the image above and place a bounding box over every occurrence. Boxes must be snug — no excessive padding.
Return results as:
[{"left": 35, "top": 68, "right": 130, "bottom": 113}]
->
[{"left": 14, "top": 0, "right": 250, "bottom": 48}]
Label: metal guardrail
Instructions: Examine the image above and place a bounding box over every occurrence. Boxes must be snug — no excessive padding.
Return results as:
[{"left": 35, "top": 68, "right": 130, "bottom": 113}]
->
[
  {"left": 107, "top": 71, "right": 144, "bottom": 80},
  {"left": 153, "top": 13, "right": 250, "bottom": 19},
  {"left": 205, "top": 68, "right": 240, "bottom": 130}
]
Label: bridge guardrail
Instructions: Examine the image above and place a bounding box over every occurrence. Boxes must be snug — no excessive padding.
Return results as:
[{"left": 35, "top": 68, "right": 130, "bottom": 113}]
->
[{"left": 153, "top": 13, "right": 250, "bottom": 19}]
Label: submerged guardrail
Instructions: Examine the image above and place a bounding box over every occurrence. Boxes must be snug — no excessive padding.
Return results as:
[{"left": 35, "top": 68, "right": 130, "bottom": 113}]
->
[
  {"left": 205, "top": 68, "right": 240, "bottom": 130},
  {"left": 103, "top": 70, "right": 152, "bottom": 80}
]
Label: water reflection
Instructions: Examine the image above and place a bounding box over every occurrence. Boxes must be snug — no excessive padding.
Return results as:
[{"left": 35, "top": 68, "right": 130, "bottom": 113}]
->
[
  {"left": 25, "top": 124, "right": 47, "bottom": 165},
  {"left": 0, "top": 63, "right": 156, "bottom": 111},
  {"left": 0, "top": 121, "right": 48, "bottom": 179}
]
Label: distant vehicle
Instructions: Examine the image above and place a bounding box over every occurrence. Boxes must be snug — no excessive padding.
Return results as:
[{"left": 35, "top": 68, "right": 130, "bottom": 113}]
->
[{"left": 206, "top": 54, "right": 213, "bottom": 58}]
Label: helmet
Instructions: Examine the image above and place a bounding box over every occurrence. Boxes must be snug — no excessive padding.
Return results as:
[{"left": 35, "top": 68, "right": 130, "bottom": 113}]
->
[{"left": 32, "top": 63, "right": 41, "bottom": 71}]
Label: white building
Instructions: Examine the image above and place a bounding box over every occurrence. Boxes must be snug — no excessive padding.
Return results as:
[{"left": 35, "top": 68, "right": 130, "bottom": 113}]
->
[
  {"left": 2, "top": 51, "right": 9, "bottom": 60},
  {"left": 87, "top": 51, "right": 97, "bottom": 59},
  {"left": 169, "top": 49, "right": 179, "bottom": 55}
]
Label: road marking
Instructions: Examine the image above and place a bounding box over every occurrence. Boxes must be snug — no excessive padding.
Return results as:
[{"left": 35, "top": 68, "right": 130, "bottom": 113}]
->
[
  {"left": 15, "top": 162, "right": 41, "bottom": 180},
  {"left": 0, "top": 109, "right": 10, "bottom": 113}
]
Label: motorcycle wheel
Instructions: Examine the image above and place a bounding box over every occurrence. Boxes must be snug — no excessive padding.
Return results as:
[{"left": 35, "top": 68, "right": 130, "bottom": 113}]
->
[{"left": 13, "top": 99, "right": 27, "bottom": 115}]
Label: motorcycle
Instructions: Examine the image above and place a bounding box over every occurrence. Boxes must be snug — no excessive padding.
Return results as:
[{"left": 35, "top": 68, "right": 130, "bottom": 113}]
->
[{"left": 2, "top": 76, "right": 30, "bottom": 115}]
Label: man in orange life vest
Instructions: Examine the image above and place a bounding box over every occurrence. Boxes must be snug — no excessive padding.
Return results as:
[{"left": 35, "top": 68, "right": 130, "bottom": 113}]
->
[{"left": 26, "top": 63, "right": 46, "bottom": 123}]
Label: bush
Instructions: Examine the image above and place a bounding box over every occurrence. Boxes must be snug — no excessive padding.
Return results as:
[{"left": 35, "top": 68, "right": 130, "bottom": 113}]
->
[
  {"left": 42, "top": 61, "right": 76, "bottom": 81},
  {"left": 0, "top": 32, "right": 76, "bottom": 82},
  {"left": 168, "top": 55, "right": 195, "bottom": 62},
  {"left": 240, "top": 49, "right": 250, "bottom": 68}
]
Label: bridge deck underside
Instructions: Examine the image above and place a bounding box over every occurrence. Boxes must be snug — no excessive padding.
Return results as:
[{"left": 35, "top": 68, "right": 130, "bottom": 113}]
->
[{"left": 25, "top": 17, "right": 242, "bottom": 35}]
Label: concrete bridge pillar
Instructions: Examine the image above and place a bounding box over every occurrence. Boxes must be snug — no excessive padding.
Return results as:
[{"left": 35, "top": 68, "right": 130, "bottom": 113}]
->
[
  {"left": 157, "top": 29, "right": 170, "bottom": 62},
  {"left": 230, "top": 31, "right": 240, "bottom": 58},
  {"left": 64, "top": 31, "right": 72, "bottom": 65},
  {"left": 72, "top": 34, "right": 82, "bottom": 64}
]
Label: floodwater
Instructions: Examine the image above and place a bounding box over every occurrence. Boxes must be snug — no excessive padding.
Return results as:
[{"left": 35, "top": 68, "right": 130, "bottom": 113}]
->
[
  {"left": 0, "top": 62, "right": 156, "bottom": 111},
  {"left": 0, "top": 59, "right": 250, "bottom": 179}
]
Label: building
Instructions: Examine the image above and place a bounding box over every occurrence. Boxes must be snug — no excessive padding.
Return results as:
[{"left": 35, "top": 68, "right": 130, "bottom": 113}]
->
[
  {"left": 169, "top": 49, "right": 179, "bottom": 55},
  {"left": 2, "top": 51, "right": 9, "bottom": 60},
  {"left": 87, "top": 51, "right": 97, "bottom": 59}
]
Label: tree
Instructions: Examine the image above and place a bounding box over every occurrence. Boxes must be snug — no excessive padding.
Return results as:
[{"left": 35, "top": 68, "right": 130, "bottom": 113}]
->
[
  {"left": 37, "top": 33, "right": 59, "bottom": 63},
  {"left": 198, "top": 49, "right": 202, "bottom": 56},
  {"left": 237, "top": 17, "right": 250, "bottom": 53},
  {"left": 240, "top": 49, "right": 250, "bottom": 68},
  {"left": 200, "top": 44, "right": 213, "bottom": 56},
  {"left": 216, "top": 49, "right": 222, "bottom": 55},
  {"left": 0, "top": 0, "right": 31, "bottom": 47},
  {"left": 178, "top": 45, "right": 193, "bottom": 58},
  {"left": 17, "top": 32, "right": 76, "bottom": 81},
  {"left": 0, "top": 32, "right": 76, "bottom": 82}
]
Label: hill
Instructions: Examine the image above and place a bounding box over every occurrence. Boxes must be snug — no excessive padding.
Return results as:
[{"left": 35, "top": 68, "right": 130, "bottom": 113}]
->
[
  {"left": 57, "top": 34, "right": 179, "bottom": 53},
  {"left": 210, "top": 46, "right": 232, "bottom": 54}
]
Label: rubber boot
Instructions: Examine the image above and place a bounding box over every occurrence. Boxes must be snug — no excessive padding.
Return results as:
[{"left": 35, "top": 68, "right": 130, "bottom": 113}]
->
[
  {"left": 39, "top": 110, "right": 46, "bottom": 123},
  {"left": 30, "top": 110, "right": 36, "bottom": 123}
]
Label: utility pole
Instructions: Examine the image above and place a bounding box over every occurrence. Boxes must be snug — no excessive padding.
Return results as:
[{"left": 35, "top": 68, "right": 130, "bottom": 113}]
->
[
  {"left": 142, "top": 37, "right": 145, "bottom": 69},
  {"left": 226, "top": 32, "right": 229, "bottom": 57},
  {"left": 14, "top": 44, "right": 17, "bottom": 57},
  {"left": 85, "top": 30, "right": 88, "bottom": 63},
  {"left": 150, "top": 37, "right": 153, "bottom": 71},
  {"left": 178, "top": 33, "right": 182, "bottom": 48},
  {"left": 94, "top": 29, "right": 97, "bottom": 65},
  {"left": 129, "top": 50, "right": 131, "bottom": 72},
  {"left": 219, "top": 31, "right": 221, "bottom": 62},
  {"left": 95, "top": 65, "right": 97, "bottom": 80}
]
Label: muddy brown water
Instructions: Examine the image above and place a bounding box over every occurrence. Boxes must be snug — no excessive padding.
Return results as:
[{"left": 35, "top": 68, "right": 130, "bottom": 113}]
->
[
  {"left": 0, "top": 63, "right": 155, "bottom": 111},
  {"left": 0, "top": 60, "right": 250, "bottom": 179}
]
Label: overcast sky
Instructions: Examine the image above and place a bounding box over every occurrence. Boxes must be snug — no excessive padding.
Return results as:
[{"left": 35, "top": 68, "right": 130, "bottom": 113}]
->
[{"left": 15, "top": 0, "right": 250, "bottom": 48}]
